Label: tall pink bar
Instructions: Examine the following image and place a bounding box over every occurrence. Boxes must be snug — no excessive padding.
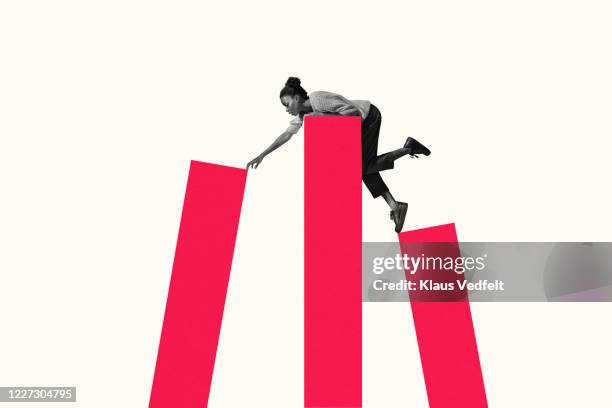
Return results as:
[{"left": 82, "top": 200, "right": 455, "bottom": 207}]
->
[
  {"left": 398, "top": 224, "right": 488, "bottom": 408},
  {"left": 304, "top": 116, "right": 362, "bottom": 408},
  {"left": 149, "top": 161, "right": 247, "bottom": 408}
]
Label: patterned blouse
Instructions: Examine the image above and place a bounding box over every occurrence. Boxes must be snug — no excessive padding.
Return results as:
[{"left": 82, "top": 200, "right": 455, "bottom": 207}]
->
[{"left": 285, "top": 91, "right": 371, "bottom": 135}]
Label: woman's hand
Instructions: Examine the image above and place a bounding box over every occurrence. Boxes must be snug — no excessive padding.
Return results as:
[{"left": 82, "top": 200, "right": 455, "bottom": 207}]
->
[{"left": 247, "top": 155, "right": 264, "bottom": 169}]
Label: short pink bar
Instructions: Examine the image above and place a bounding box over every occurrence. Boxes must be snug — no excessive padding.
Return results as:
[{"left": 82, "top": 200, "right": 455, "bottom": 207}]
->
[{"left": 398, "top": 224, "right": 488, "bottom": 408}]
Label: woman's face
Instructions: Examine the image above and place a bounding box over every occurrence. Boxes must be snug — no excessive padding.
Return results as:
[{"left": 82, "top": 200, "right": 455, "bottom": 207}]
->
[{"left": 281, "top": 95, "right": 301, "bottom": 116}]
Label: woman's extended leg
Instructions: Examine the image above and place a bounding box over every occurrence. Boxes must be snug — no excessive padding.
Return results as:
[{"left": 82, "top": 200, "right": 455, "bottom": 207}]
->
[{"left": 381, "top": 190, "right": 398, "bottom": 210}]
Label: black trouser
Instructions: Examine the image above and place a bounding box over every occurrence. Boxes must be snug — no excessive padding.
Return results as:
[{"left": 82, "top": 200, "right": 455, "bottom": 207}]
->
[{"left": 362, "top": 104, "right": 393, "bottom": 198}]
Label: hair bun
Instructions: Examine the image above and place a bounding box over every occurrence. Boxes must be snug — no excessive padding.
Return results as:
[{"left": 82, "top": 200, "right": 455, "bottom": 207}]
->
[{"left": 285, "top": 76, "right": 301, "bottom": 88}]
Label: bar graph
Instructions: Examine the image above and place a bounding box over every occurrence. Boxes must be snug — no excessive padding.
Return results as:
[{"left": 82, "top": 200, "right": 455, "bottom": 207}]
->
[{"left": 149, "top": 121, "right": 487, "bottom": 408}]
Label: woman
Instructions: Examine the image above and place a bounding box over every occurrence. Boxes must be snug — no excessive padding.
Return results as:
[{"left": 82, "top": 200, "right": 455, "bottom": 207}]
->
[{"left": 247, "top": 77, "right": 430, "bottom": 233}]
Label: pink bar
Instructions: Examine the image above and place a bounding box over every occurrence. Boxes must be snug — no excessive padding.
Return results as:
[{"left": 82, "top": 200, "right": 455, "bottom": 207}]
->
[
  {"left": 304, "top": 117, "right": 362, "bottom": 408},
  {"left": 398, "top": 224, "right": 488, "bottom": 408},
  {"left": 149, "top": 161, "right": 247, "bottom": 408}
]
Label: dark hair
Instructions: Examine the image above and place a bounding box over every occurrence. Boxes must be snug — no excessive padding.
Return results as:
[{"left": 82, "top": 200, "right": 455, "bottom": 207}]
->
[{"left": 279, "top": 76, "right": 308, "bottom": 100}]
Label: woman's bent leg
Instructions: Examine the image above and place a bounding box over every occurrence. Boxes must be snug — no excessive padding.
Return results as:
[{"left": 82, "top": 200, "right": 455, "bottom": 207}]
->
[
  {"left": 362, "top": 104, "right": 391, "bottom": 198},
  {"left": 362, "top": 172, "right": 389, "bottom": 198}
]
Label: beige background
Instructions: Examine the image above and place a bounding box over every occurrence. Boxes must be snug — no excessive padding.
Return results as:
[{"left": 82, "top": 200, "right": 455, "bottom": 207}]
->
[{"left": 1, "top": 0, "right": 611, "bottom": 406}]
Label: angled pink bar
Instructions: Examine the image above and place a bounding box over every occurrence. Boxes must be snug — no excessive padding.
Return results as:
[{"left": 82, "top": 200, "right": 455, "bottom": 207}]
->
[
  {"left": 398, "top": 224, "right": 488, "bottom": 408},
  {"left": 149, "top": 161, "right": 247, "bottom": 408},
  {"left": 304, "top": 116, "right": 362, "bottom": 408}
]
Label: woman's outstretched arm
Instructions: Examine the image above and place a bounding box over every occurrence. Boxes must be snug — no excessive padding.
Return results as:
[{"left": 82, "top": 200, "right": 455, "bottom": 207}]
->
[{"left": 246, "top": 131, "right": 294, "bottom": 169}]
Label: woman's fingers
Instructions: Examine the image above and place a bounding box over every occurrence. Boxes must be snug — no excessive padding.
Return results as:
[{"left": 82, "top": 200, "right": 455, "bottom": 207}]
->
[{"left": 247, "top": 158, "right": 261, "bottom": 169}]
